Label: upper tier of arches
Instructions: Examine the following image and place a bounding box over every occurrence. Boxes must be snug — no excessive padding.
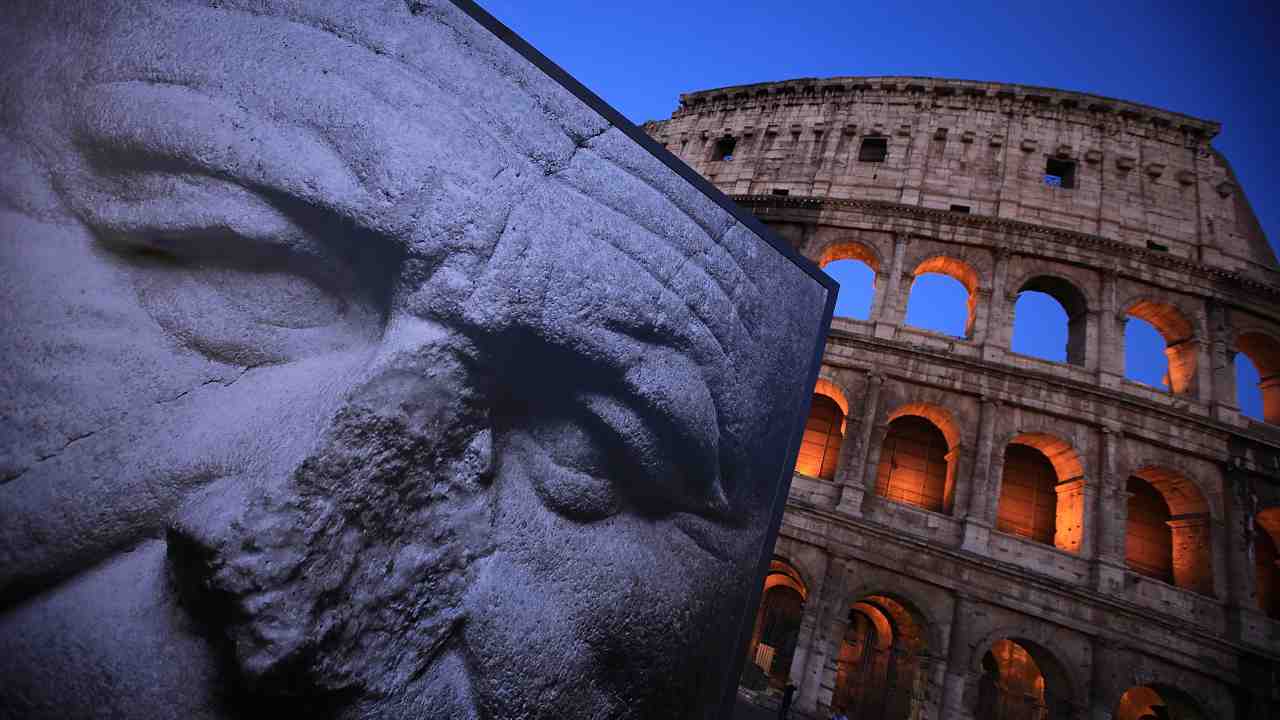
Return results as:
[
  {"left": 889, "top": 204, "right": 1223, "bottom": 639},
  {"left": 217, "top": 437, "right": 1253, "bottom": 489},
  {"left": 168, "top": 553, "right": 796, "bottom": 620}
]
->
[{"left": 796, "top": 224, "right": 1280, "bottom": 429}]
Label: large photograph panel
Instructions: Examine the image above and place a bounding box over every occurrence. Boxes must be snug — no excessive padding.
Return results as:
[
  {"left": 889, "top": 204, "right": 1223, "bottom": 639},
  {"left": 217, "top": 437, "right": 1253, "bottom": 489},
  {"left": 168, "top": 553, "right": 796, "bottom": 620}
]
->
[{"left": 0, "top": 2, "right": 835, "bottom": 718}]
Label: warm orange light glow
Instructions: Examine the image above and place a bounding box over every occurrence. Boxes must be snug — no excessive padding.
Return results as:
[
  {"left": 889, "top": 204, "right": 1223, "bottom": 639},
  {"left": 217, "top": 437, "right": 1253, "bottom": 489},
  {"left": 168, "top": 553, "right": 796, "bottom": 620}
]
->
[
  {"left": 876, "top": 416, "right": 949, "bottom": 513},
  {"left": 1237, "top": 331, "right": 1280, "bottom": 423},
  {"left": 796, "top": 394, "right": 844, "bottom": 480},
  {"left": 996, "top": 445, "right": 1058, "bottom": 546},
  {"left": 1127, "top": 299, "right": 1197, "bottom": 395}
]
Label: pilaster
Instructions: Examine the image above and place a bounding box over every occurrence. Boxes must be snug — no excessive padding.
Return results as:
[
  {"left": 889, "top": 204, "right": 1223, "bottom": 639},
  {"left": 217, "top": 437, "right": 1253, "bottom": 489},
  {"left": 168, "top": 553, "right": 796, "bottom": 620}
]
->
[
  {"left": 1093, "top": 426, "right": 1128, "bottom": 595},
  {"left": 941, "top": 594, "right": 978, "bottom": 720},
  {"left": 1097, "top": 269, "right": 1124, "bottom": 389},
  {"left": 962, "top": 397, "right": 1000, "bottom": 553},
  {"left": 836, "top": 371, "right": 883, "bottom": 515},
  {"left": 875, "top": 233, "right": 910, "bottom": 339},
  {"left": 978, "top": 247, "right": 1009, "bottom": 359}
]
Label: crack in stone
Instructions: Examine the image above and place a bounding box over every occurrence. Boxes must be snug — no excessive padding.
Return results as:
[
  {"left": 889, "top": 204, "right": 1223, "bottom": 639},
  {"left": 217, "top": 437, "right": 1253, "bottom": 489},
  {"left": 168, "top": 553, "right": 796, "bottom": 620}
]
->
[{"left": 1, "top": 365, "right": 262, "bottom": 486}]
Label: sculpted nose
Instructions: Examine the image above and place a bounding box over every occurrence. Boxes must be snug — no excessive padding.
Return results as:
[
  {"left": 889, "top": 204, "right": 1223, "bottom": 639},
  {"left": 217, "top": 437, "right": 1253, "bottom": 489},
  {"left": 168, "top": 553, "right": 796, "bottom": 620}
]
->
[{"left": 345, "top": 314, "right": 484, "bottom": 436}]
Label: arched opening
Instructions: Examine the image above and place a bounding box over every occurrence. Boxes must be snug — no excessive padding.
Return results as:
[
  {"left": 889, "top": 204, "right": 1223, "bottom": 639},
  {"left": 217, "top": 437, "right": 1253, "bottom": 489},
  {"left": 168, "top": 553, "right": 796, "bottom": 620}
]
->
[
  {"left": 825, "top": 260, "right": 876, "bottom": 319},
  {"left": 905, "top": 256, "right": 980, "bottom": 339},
  {"left": 833, "top": 594, "right": 930, "bottom": 720},
  {"left": 1235, "top": 352, "right": 1264, "bottom": 421},
  {"left": 1125, "top": 468, "right": 1213, "bottom": 594},
  {"left": 975, "top": 639, "right": 1073, "bottom": 720},
  {"left": 875, "top": 414, "right": 953, "bottom": 514},
  {"left": 1256, "top": 508, "right": 1280, "bottom": 620},
  {"left": 1126, "top": 477, "right": 1174, "bottom": 584},
  {"left": 1235, "top": 332, "right": 1280, "bottom": 423},
  {"left": 1011, "top": 276, "right": 1088, "bottom": 365},
  {"left": 820, "top": 242, "right": 879, "bottom": 321},
  {"left": 1115, "top": 685, "right": 1206, "bottom": 720},
  {"left": 1125, "top": 317, "right": 1170, "bottom": 390},
  {"left": 996, "top": 446, "right": 1058, "bottom": 547},
  {"left": 796, "top": 392, "right": 846, "bottom": 481},
  {"left": 996, "top": 435, "right": 1086, "bottom": 552},
  {"left": 1125, "top": 300, "right": 1197, "bottom": 395},
  {"left": 744, "top": 560, "right": 808, "bottom": 690}
]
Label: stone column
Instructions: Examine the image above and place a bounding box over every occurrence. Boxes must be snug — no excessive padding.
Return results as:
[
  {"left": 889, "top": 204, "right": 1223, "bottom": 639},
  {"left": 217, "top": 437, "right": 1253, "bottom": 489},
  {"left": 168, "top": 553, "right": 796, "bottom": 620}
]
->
[
  {"left": 962, "top": 397, "right": 1000, "bottom": 552},
  {"left": 944, "top": 447, "right": 964, "bottom": 517},
  {"left": 1224, "top": 463, "right": 1259, "bottom": 614},
  {"left": 1097, "top": 270, "right": 1124, "bottom": 389},
  {"left": 968, "top": 287, "right": 991, "bottom": 345},
  {"left": 875, "top": 233, "right": 910, "bottom": 339},
  {"left": 1087, "top": 637, "right": 1119, "bottom": 720},
  {"left": 1167, "top": 513, "right": 1215, "bottom": 596},
  {"left": 941, "top": 594, "right": 978, "bottom": 720},
  {"left": 983, "top": 447, "right": 1009, "bottom": 528},
  {"left": 1079, "top": 308, "right": 1100, "bottom": 372},
  {"left": 802, "top": 556, "right": 851, "bottom": 716},
  {"left": 1093, "top": 427, "right": 1128, "bottom": 594},
  {"left": 789, "top": 549, "right": 833, "bottom": 710},
  {"left": 861, "top": 421, "right": 892, "bottom": 509},
  {"left": 978, "top": 248, "right": 1009, "bottom": 361},
  {"left": 1195, "top": 336, "right": 1214, "bottom": 406},
  {"left": 868, "top": 271, "right": 891, "bottom": 324},
  {"left": 836, "top": 371, "right": 883, "bottom": 515},
  {"left": 1054, "top": 478, "right": 1094, "bottom": 556}
]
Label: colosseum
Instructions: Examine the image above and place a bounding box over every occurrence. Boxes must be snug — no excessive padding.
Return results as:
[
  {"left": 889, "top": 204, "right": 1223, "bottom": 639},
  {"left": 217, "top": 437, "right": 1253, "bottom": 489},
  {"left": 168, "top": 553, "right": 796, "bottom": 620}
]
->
[{"left": 642, "top": 77, "right": 1280, "bottom": 719}]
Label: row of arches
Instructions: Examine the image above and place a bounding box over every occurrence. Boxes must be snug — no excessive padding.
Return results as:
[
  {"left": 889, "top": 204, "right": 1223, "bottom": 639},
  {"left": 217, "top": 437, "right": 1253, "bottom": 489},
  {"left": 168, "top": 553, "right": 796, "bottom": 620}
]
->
[
  {"left": 747, "top": 561, "right": 1214, "bottom": 719},
  {"left": 819, "top": 245, "right": 1280, "bottom": 424},
  {"left": 795, "top": 390, "right": 1279, "bottom": 610}
]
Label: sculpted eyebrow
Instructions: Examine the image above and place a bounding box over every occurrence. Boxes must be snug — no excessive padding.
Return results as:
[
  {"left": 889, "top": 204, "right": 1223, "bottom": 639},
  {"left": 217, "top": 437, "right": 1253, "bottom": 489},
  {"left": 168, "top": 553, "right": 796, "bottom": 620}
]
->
[
  {"left": 75, "top": 81, "right": 368, "bottom": 214},
  {"left": 72, "top": 82, "right": 408, "bottom": 277}
]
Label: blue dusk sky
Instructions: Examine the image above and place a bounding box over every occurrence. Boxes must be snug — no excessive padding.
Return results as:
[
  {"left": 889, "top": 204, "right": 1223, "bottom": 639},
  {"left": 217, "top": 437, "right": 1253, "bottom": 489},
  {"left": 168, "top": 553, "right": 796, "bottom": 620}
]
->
[{"left": 480, "top": 0, "right": 1279, "bottom": 417}]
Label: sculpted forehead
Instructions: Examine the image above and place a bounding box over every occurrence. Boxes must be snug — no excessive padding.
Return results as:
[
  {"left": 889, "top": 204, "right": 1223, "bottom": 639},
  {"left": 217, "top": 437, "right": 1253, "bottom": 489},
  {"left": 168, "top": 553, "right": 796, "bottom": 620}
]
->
[{"left": 8, "top": 0, "right": 826, "bottom": 485}]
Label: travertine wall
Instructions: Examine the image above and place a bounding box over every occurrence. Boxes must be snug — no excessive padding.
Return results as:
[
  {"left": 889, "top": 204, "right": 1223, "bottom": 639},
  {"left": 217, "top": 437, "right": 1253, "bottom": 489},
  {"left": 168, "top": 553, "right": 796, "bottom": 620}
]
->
[
  {"left": 646, "top": 76, "right": 1280, "bottom": 719},
  {"left": 646, "top": 77, "right": 1275, "bottom": 281}
]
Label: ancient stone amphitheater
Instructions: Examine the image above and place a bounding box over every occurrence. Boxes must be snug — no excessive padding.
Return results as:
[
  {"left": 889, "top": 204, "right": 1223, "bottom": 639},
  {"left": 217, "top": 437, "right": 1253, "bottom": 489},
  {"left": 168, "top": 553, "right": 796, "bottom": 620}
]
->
[{"left": 644, "top": 77, "right": 1280, "bottom": 720}]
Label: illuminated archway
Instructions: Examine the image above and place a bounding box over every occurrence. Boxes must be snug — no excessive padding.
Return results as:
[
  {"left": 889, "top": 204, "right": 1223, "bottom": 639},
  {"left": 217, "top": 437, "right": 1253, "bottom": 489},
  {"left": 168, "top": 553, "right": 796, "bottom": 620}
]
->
[
  {"left": 995, "top": 433, "right": 1086, "bottom": 552},
  {"left": 1236, "top": 331, "right": 1280, "bottom": 424},
  {"left": 796, "top": 386, "right": 847, "bottom": 480},
  {"left": 746, "top": 559, "right": 809, "bottom": 688},
  {"left": 1115, "top": 684, "right": 1206, "bottom": 720},
  {"left": 820, "top": 241, "right": 880, "bottom": 320},
  {"left": 833, "top": 594, "right": 930, "bottom": 720},
  {"left": 975, "top": 638, "right": 1074, "bottom": 720},
  {"left": 906, "top": 256, "right": 981, "bottom": 339},
  {"left": 1125, "top": 468, "right": 1213, "bottom": 594},
  {"left": 875, "top": 407, "right": 957, "bottom": 515},
  {"left": 1125, "top": 299, "right": 1198, "bottom": 396}
]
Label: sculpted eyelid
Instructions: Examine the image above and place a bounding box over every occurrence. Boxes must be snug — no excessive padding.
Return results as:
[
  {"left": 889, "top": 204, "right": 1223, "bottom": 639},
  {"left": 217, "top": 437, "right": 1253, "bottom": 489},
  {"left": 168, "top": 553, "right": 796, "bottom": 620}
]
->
[
  {"left": 583, "top": 383, "right": 724, "bottom": 509},
  {"left": 76, "top": 80, "right": 364, "bottom": 205}
]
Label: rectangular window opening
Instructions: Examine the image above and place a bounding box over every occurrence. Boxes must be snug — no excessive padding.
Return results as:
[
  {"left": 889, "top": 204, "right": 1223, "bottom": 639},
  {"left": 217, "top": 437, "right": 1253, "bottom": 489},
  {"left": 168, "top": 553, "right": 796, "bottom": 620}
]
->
[
  {"left": 1044, "top": 157, "right": 1076, "bottom": 189},
  {"left": 1146, "top": 240, "right": 1169, "bottom": 252},
  {"left": 949, "top": 204, "right": 971, "bottom": 214},
  {"left": 858, "top": 137, "right": 888, "bottom": 163},
  {"left": 771, "top": 188, "right": 790, "bottom": 196},
  {"left": 713, "top": 136, "right": 737, "bottom": 162}
]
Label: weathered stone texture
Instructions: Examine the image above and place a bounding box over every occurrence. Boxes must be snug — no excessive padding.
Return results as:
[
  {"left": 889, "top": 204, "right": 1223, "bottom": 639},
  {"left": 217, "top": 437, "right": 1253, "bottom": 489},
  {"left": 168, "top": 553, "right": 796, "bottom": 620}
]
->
[
  {"left": 0, "top": 4, "right": 831, "bottom": 719},
  {"left": 647, "top": 77, "right": 1280, "bottom": 719}
]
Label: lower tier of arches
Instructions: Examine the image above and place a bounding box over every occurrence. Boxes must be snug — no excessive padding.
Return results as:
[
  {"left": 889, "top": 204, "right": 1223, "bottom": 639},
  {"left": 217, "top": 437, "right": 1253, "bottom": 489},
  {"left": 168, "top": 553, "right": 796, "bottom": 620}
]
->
[{"left": 736, "top": 526, "right": 1280, "bottom": 720}]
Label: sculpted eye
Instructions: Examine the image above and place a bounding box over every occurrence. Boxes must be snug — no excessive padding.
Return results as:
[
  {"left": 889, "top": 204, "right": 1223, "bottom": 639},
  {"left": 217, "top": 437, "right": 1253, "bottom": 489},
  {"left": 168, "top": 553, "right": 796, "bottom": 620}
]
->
[
  {"left": 519, "top": 408, "right": 625, "bottom": 522},
  {"left": 80, "top": 172, "right": 402, "bottom": 367},
  {"left": 117, "top": 227, "right": 387, "bottom": 367},
  {"left": 491, "top": 337, "right": 728, "bottom": 523}
]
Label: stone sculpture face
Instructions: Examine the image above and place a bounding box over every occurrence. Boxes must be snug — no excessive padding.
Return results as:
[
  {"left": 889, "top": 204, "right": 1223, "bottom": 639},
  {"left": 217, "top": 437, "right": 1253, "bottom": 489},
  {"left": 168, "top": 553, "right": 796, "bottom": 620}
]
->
[{"left": 0, "top": 2, "right": 829, "bottom": 718}]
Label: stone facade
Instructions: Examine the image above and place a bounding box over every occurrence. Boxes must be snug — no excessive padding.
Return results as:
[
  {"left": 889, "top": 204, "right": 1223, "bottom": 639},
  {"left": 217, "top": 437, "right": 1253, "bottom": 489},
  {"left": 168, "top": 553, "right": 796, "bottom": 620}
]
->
[{"left": 645, "top": 77, "right": 1280, "bottom": 719}]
